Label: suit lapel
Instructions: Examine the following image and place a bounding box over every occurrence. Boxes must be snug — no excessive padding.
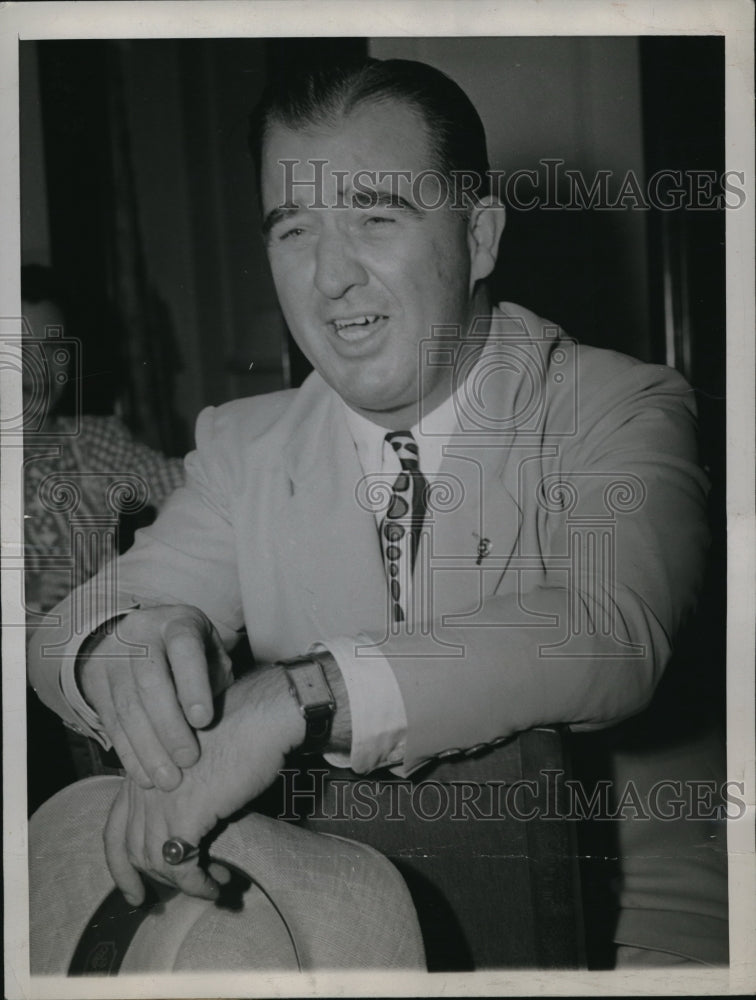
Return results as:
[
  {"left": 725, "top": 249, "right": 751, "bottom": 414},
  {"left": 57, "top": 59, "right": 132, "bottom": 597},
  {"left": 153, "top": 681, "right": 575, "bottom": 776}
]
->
[
  {"left": 422, "top": 305, "right": 558, "bottom": 619},
  {"left": 425, "top": 439, "right": 523, "bottom": 620},
  {"left": 283, "top": 392, "right": 389, "bottom": 641}
]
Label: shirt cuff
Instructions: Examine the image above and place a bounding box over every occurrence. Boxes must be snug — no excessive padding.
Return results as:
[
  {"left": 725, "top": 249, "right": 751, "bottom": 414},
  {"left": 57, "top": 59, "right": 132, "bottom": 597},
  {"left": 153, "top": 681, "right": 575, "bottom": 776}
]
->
[
  {"left": 59, "top": 605, "right": 141, "bottom": 747},
  {"left": 312, "top": 635, "right": 408, "bottom": 773}
]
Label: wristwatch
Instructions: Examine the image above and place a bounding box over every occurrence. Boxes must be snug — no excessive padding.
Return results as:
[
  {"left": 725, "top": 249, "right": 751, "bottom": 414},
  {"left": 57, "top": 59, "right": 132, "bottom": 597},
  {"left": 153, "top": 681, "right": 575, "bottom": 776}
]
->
[{"left": 278, "top": 652, "right": 337, "bottom": 754}]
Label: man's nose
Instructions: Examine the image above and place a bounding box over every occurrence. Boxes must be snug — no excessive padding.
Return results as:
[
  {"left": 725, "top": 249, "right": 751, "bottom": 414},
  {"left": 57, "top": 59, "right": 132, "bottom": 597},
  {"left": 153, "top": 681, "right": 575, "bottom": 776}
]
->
[{"left": 313, "top": 231, "right": 369, "bottom": 298}]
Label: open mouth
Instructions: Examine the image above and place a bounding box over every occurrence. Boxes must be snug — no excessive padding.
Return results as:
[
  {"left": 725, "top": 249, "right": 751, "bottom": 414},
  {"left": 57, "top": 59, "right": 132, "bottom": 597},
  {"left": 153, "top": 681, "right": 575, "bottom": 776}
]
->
[{"left": 330, "top": 315, "right": 387, "bottom": 341}]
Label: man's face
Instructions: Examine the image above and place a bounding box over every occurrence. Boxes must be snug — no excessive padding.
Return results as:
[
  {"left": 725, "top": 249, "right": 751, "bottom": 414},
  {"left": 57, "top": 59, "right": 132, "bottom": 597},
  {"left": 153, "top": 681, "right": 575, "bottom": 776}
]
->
[{"left": 261, "top": 99, "right": 481, "bottom": 425}]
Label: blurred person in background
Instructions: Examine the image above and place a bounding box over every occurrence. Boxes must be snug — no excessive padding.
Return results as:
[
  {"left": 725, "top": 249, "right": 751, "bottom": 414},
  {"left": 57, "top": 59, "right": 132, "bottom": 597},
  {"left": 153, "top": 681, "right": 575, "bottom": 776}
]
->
[{"left": 22, "top": 264, "right": 185, "bottom": 804}]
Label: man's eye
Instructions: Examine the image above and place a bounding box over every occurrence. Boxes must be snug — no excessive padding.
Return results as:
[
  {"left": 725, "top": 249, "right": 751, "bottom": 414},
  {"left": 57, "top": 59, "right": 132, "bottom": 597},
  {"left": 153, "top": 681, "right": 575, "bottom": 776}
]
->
[
  {"left": 364, "top": 215, "right": 394, "bottom": 226},
  {"left": 279, "top": 226, "right": 306, "bottom": 241}
]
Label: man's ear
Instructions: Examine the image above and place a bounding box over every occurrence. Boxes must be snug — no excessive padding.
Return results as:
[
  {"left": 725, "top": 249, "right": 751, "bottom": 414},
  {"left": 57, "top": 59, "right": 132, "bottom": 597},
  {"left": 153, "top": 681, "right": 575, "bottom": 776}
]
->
[{"left": 466, "top": 196, "right": 506, "bottom": 291}]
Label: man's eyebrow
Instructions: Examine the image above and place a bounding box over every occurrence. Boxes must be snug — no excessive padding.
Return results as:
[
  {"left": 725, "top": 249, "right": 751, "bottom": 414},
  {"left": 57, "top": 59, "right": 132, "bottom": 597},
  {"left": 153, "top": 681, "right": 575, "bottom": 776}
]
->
[
  {"left": 261, "top": 192, "right": 422, "bottom": 238},
  {"left": 356, "top": 191, "right": 422, "bottom": 214},
  {"left": 261, "top": 204, "right": 299, "bottom": 238}
]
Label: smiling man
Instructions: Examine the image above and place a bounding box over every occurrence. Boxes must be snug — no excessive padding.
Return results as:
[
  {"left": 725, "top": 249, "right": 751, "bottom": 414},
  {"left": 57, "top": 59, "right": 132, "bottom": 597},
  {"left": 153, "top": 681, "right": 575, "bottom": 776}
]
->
[
  {"left": 260, "top": 95, "right": 499, "bottom": 425},
  {"left": 28, "top": 58, "right": 725, "bottom": 969}
]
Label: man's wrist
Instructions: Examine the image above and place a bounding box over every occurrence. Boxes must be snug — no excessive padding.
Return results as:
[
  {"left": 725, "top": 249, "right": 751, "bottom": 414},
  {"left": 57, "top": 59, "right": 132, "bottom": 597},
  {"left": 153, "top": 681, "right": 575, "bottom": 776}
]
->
[
  {"left": 274, "top": 651, "right": 352, "bottom": 755},
  {"left": 75, "top": 618, "right": 123, "bottom": 709},
  {"left": 318, "top": 653, "right": 352, "bottom": 751},
  {"left": 257, "top": 665, "right": 308, "bottom": 753},
  {"left": 75, "top": 633, "right": 103, "bottom": 697}
]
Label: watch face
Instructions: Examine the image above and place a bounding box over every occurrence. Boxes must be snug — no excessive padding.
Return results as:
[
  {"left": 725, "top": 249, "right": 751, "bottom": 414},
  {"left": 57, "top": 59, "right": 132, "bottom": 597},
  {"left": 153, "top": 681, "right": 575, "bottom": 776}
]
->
[
  {"left": 288, "top": 659, "right": 336, "bottom": 711},
  {"left": 284, "top": 659, "right": 336, "bottom": 755}
]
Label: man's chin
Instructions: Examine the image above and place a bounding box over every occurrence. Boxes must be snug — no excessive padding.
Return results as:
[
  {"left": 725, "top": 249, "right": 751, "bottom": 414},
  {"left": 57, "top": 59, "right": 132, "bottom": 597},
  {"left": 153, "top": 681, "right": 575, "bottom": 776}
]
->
[{"left": 343, "top": 394, "right": 421, "bottom": 429}]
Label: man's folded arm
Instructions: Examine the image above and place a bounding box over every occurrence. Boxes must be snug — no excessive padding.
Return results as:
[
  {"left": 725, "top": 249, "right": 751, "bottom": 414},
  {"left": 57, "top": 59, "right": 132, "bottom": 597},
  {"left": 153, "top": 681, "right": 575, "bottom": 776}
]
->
[
  {"left": 339, "top": 363, "right": 711, "bottom": 773},
  {"left": 27, "top": 405, "right": 244, "bottom": 741}
]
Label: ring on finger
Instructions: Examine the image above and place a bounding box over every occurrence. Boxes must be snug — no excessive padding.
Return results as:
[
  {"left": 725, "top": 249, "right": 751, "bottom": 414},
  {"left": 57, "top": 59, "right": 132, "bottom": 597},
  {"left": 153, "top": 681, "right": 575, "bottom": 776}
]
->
[{"left": 162, "top": 837, "right": 199, "bottom": 865}]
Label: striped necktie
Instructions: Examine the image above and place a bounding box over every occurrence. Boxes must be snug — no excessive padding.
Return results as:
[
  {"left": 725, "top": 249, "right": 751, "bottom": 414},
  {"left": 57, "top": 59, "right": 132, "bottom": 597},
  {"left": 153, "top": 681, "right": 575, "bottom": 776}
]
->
[{"left": 380, "top": 431, "right": 428, "bottom": 623}]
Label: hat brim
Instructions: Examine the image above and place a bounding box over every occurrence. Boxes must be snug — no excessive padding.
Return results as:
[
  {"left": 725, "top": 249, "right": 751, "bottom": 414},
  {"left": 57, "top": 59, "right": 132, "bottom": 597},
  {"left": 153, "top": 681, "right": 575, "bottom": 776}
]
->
[{"left": 30, "top": 775, "right": 425, "bottom": 974}]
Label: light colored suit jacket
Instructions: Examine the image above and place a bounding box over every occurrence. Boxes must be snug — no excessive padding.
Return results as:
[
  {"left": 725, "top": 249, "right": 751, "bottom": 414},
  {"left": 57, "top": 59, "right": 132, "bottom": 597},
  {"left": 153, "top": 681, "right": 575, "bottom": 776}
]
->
[{"left": 29, "top": 303, "right": 710, "bottom": 774}]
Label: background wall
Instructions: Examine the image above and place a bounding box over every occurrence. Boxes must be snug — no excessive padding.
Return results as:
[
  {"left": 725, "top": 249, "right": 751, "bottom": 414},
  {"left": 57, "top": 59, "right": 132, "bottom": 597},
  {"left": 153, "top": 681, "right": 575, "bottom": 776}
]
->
[
  {"left": 119, "top": 39, "right": 280, "bottom": 435},
  {"left": 21, "top": 39, "right": 282, "bottom": 451},
  {"left": 371, "top": 36, "right": 651, "bottom": 359},
  {"left": 19, "top": 42, "right": 50, "bottom": 267}
]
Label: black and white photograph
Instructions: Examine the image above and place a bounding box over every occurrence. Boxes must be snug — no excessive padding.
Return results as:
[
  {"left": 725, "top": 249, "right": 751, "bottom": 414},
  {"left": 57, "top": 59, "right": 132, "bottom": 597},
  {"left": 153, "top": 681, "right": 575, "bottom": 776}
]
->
[{"left": 2, "top": 1, "right": 754, "bottom": 996}]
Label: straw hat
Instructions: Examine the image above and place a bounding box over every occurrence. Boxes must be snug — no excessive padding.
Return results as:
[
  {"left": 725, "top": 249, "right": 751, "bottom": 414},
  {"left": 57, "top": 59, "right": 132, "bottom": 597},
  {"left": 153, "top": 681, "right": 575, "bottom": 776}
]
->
[{"left": 29, "top": 776, "right": 425, "bottom": 974}]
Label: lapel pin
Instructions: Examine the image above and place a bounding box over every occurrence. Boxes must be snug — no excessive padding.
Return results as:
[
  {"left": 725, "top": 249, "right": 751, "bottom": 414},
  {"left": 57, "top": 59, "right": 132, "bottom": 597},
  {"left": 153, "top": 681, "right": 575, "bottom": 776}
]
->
[{"left": 473, "top": 533, "right": 492, "bottom": 565}]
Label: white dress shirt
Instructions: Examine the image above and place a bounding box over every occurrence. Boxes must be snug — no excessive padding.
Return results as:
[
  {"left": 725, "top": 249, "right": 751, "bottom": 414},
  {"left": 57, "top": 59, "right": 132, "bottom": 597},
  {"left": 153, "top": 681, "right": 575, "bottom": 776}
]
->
[{"left": 322, "top": 390, "right": 459, "bottom": 774}]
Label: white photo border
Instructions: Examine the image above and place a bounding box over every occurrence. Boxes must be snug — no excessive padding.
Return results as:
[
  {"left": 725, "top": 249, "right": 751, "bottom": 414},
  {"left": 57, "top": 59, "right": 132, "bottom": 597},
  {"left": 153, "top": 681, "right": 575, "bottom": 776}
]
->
[{"left": 2, "top": 1, "right": 753, "bottom": 997}]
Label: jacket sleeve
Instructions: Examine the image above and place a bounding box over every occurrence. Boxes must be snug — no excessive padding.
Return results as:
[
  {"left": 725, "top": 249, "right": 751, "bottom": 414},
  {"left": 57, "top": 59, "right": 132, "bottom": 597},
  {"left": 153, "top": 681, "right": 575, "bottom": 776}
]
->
[
  {"left": 379, "top": 360, "right": 710, "bottom": 772},
  {"left": 26, "top": 406, "right": 243, "bottom": 736}
]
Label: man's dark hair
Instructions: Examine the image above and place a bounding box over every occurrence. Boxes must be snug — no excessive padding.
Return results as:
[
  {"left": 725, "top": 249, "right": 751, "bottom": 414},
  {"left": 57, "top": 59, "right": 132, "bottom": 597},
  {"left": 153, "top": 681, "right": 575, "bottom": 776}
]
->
[{"left": 249, "top": 57, "right": 491, "bottom": 207}]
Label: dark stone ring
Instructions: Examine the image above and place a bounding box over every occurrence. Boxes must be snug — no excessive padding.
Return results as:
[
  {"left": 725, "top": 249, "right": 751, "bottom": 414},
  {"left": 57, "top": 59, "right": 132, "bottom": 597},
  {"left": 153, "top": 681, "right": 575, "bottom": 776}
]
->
[{"left": 162, "top": 837, "right": 199, "bottom": 865}]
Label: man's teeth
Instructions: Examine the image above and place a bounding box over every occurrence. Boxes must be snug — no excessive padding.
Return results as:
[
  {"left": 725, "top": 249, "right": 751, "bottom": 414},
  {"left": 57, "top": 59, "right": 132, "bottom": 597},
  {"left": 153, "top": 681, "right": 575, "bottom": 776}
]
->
[{"left": 333, "top": 315, "right": 382, "bottom": 331}]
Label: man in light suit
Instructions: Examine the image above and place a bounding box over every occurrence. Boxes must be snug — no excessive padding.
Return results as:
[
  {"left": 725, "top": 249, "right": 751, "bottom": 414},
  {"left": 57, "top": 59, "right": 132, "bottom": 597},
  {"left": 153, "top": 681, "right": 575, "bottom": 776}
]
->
[{"left": 28, "top": 58, "right": 725, "bottom": 965}]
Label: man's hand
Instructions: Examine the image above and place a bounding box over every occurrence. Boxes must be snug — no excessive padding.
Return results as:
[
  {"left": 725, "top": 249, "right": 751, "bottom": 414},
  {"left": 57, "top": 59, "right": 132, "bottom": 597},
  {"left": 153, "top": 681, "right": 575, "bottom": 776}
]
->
[
  {"left": 103, "top": 667, "right": 307, "bottom": 904},
  {"left": 78, "top": 606, "right": 233, "bottom": 791}
]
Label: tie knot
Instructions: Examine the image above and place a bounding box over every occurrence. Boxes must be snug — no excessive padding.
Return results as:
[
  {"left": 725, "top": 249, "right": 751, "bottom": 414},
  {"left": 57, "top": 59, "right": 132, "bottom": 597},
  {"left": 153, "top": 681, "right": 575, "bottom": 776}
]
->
[{"left": 386, "top": 430, "right": 420, "bottom": 471}]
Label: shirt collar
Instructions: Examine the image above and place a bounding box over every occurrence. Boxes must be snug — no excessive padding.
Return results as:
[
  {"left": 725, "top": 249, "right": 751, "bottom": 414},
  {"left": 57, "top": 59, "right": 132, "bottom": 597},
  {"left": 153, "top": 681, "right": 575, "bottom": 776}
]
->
[
  {"left": 341, "top": 377, "right": 460, "bottom": 479},
  {"left": 339, "top": 306, "right": 508, "bottom": 476}
]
